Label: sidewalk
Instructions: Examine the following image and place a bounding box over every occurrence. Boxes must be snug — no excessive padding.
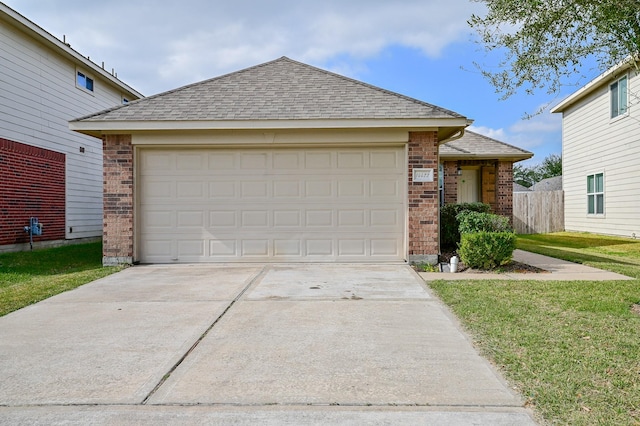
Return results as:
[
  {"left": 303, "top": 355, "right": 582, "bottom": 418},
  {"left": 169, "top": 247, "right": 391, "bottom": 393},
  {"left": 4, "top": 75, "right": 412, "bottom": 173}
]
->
[{"left": 419, "top": 249, "right": 634, "bottom": 281}]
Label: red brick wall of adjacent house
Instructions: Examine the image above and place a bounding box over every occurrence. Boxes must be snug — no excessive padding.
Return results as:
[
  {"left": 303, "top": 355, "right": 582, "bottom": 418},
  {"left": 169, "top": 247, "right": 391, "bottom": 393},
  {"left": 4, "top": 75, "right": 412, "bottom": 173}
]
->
[
  {"left": 102, "top": 134, "right": 134, "bottom": 264},
  {"left": 0, "top": 138, "right": 65, "bottom": 246},
  {"left": 408, "top": 131, "right": 440, "bottom": 260}
]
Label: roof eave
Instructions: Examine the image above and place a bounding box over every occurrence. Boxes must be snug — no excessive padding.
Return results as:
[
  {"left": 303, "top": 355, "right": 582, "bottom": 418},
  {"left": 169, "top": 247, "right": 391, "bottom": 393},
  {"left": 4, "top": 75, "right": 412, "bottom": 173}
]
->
[
  {"left": 551, "top": 58, "right": 637, "bottom": 113},
  {"left": 439, "top": 153, "right": 534, "bottom": 162},
  {"left": 69, "top": 118, "right": 473, "bottom": 139}
]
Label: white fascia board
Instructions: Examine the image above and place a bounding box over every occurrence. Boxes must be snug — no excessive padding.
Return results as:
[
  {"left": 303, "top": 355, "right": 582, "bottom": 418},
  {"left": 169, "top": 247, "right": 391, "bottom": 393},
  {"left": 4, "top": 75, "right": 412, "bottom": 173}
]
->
[
  {"left": 0, "top": 3, "right": 143, "bottom": 99},
  {"left": 439, "top": 153, "right": 534, "bottom": 161},
  {"left": 70, "top": 118, "right": 472, "bottom": 137}
]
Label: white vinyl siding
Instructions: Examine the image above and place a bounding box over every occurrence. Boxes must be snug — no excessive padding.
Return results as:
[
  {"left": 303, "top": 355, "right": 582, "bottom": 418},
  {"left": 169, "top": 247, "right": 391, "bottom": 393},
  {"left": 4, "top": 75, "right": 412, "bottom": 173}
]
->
[
  {"left": 137, "top": 147, "right": 406, "bottom": 263},
  {"left": 562, "top": 70, "right": 640, "bottom": 237},
  {"left": 0, "top": 20, "right": 137, "bottom": 239}
]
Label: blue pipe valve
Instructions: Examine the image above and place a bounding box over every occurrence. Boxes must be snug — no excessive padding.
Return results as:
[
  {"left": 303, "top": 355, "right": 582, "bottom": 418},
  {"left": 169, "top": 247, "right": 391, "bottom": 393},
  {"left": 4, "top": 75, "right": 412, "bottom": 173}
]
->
[{"left": 24, "top": 217, "right": 43, "bottom": 236}]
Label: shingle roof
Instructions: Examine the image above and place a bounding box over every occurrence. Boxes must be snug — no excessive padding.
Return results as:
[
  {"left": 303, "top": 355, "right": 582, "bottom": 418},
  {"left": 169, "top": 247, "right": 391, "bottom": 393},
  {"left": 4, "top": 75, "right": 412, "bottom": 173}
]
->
[
  {"left": 72, "top": 57, "right": 465, "bottom": 122},
  {"left": 440, "top": 130, "right": 533, "bottom": 161},
  {"left": 530, "top": 176, "right": 562, "bottom": 191}
]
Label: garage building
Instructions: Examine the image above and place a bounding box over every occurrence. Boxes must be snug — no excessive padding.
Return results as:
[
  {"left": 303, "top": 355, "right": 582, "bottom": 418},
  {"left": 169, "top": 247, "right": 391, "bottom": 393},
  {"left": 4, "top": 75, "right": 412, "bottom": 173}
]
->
[{"left": 70, "top": 57, "right": 472, "bottom": 265}]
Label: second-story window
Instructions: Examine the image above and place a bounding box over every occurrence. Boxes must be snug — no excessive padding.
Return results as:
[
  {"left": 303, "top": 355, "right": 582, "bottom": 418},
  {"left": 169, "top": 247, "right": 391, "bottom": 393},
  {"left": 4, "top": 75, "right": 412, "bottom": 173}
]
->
[
  {"left": 76, "top": 71, "right": 94, "bottom": 93},
  {"left": 610, "top": 75, "right": 628, "bottom": 119}
]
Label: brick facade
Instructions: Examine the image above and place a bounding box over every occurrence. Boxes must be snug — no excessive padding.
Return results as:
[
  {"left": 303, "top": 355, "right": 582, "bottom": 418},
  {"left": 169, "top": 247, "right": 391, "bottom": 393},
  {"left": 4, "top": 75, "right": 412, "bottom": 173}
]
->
[
  {"left": 442, "top": 161, "right": 458, "bottom": 205},
  {"left": 102, "top": 134, "right": 134, "bottom": 265},
  {"left": 496, "top": 161, "right": 513, "bottom": 220},
  {"left": 100, "top": 132, "right": 514, "bottom": 265},
  {"left": 0, "top": 138, "right": 65, "bottom": 246},
  {"left": 408, "top": 131, "right": 440, "bottom": 263}
]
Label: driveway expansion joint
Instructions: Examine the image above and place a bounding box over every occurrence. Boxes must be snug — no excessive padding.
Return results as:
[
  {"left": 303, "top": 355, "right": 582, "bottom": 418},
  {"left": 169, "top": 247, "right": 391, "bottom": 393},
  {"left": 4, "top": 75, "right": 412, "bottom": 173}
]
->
[{"left": 140, "top": 266, "right": 268, "bottom": 405}]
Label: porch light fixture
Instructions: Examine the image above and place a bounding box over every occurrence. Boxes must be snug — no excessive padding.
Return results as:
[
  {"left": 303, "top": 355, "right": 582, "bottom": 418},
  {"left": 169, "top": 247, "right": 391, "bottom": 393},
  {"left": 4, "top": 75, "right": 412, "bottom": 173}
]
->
[{"left": 456, "top": 163, "right": 463, "bottom": 176}]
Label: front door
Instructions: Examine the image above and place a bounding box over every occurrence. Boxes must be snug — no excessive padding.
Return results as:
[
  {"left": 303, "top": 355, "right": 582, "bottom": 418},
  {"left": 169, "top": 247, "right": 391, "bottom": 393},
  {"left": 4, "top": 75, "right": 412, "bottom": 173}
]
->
[{"left": 457, "top": 169, "right": 479, "bottom": 203}]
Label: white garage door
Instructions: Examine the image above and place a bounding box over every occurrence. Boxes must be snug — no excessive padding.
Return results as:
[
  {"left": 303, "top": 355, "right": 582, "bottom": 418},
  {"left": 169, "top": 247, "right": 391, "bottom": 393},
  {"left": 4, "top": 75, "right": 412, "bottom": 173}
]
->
[{"left": 138, "top": 147, "right": 406, "bottom": 263}]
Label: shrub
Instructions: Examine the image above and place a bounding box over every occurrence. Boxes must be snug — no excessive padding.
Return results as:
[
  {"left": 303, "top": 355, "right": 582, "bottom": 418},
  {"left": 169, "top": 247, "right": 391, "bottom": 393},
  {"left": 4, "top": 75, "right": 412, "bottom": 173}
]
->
[
  {"left": 458, "top": 232, "right": 517, "bottom": 270},
  {"left": 457, "top": 211, "right": 512, "bottom": 235},
  {"left": 440, "top": 202, "right": 491, "bottom": 249}
]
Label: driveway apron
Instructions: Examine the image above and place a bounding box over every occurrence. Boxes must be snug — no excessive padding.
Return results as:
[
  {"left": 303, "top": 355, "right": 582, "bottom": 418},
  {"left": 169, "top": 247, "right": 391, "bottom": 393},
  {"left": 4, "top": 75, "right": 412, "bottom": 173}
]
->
[{"left": 0, "top": 264, "right": 537, "bottom": 424}]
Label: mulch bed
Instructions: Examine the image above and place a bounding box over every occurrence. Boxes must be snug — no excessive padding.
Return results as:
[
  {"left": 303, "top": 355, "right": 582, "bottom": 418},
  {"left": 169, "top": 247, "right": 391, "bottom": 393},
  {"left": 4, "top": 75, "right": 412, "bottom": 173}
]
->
[{"left": 433, "top": 251, "right": 548, "bottom": 274}]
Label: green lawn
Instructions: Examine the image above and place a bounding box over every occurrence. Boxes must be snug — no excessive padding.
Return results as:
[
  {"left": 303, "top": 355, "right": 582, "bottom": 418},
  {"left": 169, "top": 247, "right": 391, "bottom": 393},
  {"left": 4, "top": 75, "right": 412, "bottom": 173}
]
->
[
  {"left": 429, "top": 232, "right": 640, "bottom": 425},
  {"left": 0, "top": 242, "right": 124, "bottom": 317}
]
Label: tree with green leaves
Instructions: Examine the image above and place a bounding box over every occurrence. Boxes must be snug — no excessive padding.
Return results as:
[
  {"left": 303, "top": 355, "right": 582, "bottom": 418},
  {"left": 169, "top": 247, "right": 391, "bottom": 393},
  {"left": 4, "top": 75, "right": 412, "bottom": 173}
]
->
[
  {"left": 514, "top": 154, "right": 562, "bottom": 187},
  {"left": 469, "top": 0, "right": 640, "bottom": 100}
]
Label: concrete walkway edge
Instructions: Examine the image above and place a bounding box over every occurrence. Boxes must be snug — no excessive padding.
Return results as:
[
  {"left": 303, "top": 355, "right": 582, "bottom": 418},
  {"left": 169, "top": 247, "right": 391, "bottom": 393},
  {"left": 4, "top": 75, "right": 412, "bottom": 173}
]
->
[{"left": 419, "top": 249, "right": 634, "bottom": 281}]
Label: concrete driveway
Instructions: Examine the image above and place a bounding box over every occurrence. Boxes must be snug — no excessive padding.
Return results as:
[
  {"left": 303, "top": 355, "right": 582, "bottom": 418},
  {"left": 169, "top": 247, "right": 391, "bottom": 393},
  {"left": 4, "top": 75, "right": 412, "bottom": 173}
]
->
[{"left": 0, "top": 264, "right": 536, "bottom": 425}]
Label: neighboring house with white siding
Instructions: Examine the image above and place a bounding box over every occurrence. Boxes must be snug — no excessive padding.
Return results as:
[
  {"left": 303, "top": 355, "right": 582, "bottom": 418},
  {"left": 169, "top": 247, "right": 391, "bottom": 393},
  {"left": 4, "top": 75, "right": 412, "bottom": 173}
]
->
[
  {"left": 551, "top": 58, "right": 640, "bottom": 238},
  {"left": 0, "top": 2, "right": 142, "bottom": 251}
]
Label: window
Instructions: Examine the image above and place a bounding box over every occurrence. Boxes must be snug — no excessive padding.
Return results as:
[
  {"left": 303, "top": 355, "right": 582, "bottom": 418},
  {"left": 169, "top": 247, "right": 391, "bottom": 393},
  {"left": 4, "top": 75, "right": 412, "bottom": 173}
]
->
[
  {"left": 610, "top": 75, "right": 628, "bottom": 118},
  {"left": 76, "top": 71, "right": 94, "bottom": 92},
  {"left": 587, "top": 172, "right": 604, "bottom": 215}
]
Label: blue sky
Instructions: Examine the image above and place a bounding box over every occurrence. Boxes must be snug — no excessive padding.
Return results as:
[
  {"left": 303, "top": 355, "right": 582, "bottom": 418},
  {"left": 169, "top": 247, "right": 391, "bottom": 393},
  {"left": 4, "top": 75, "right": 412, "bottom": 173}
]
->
[{"left": 6, "top": 0, "right": 603, "bottom": 166}]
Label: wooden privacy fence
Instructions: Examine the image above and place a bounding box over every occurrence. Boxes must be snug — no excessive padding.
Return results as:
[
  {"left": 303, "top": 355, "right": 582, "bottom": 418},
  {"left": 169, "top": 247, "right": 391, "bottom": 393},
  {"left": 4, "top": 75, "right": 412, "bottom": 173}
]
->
[{"left": 513, "top": 190, "right": 564, "bottom": 234}]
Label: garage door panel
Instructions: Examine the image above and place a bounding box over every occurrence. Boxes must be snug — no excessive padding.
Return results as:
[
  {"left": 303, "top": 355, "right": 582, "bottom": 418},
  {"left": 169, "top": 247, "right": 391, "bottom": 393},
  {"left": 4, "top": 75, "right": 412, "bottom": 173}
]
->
[
  {"left": 139, "top": 147, "right": 405, "bottom": 263},
  {"left": 370, "top": 150, "right": 403, "bottom": 168},
  {"left": 176, "top": 181, "right": 204, "bottom": 198},
  {"left": 242, "top": 240, "right": 269, "bottom": 256},
  {"left": 210, "top": 211, "right": 237, "bottom": 227},
  {"left": 210, "top": 239, "right": 237, "bottom": 256},
  {"left": 209, "top": 181, "right": 236, "bottom": 198},
  {"left": 176, "top": 153, "right": 204, "bottom": 170},
  {"left": 176, "top": 211, "right": 204, "bottom": 228},
  {"left": 177, "top": 239, "right": 205, "bottom": 257},
  {"left": 207, "top": 152, "right": 237, "bottom": 168},
  {"left": 337, "top": 151, "right": 365, "bottom": 168}
]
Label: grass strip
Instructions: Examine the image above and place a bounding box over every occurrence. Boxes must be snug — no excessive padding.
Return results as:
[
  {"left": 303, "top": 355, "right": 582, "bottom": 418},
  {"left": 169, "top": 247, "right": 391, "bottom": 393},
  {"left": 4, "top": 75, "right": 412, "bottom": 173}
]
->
[{"left": 0, "top": 242, "right": 123, "bottom": 316}]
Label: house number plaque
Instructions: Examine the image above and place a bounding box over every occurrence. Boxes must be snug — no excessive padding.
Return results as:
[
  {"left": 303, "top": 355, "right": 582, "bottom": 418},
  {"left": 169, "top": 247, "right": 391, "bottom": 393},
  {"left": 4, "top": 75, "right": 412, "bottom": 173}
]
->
[{"left": 412, "top": 168, "right": 434, "bottom": 182}]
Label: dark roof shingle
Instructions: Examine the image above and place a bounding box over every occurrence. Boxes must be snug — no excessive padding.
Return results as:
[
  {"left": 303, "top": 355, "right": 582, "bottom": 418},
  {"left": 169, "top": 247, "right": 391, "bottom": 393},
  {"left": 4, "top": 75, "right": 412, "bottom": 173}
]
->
[
  {"left": 73, "top": 57, "right": 465, "bottom": 122},
  {"left": 440, "top": 130, "right": 532, "bottom": 161}
]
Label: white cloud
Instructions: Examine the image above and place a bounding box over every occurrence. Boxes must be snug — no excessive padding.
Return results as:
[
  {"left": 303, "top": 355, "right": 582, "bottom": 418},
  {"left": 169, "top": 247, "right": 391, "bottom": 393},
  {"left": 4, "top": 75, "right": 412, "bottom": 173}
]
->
[
  {"left": 467, "top": 126, "right": 507, "bottom": 141},
  {"left": 5, "top": 0, "right": 485, "bottom": 94},
  {"left": 469, "top": 109, "right": 562, "bottom": 159}
]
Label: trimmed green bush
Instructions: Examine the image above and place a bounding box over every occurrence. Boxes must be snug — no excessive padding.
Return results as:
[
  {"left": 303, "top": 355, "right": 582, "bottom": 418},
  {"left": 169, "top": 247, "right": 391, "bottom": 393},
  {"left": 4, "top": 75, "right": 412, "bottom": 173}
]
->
[
  {"left": 457, "top": 211, "right": 512, "bottom": 235},
  {"left": 440, "top": 202, "right": 491, "bottom": 249},
  {"left": 458, "top": 232, "right": 517, "bottom": 269}
]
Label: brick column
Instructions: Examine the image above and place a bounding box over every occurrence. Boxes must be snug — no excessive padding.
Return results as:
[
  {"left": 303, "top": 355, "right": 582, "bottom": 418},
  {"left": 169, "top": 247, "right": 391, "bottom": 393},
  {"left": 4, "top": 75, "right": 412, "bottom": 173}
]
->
[
  {"left": 496, "top": 161, "right": 513, "bottom": 222},
  {"left": 103, "top": 134, "right": 134, "bottom": 265},
  {"left": 408, "top": 131, "right": 439, "bottom": 264},
  {"left": 443, "top": 161, "right": 458, "bottom": 204}
]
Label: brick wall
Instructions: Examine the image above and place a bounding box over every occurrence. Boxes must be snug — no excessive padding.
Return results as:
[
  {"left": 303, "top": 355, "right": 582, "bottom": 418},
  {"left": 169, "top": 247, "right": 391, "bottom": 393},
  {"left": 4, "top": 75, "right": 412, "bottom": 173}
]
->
[
  {"left": 443, "top": 161, "right": 458, "bottom": 204},
  {"left": 0, "top": 138, "right": 65, "bottom": 246},
  {"left": 496, "top": 161, "right": 513, "bottom": 221},
  {"left": 102, "top": 134, "right": 134, "bottom": 265},
  {"left": 408, "top": 131, "right": 439, "bottom": 263}
]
